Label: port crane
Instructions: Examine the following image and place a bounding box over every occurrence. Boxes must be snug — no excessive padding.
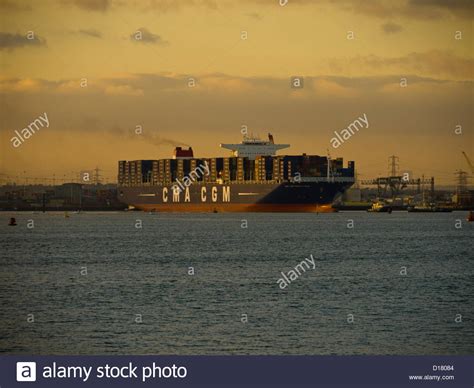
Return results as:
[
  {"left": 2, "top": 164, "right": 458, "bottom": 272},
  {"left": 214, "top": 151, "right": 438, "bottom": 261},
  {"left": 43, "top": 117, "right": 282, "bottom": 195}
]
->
[
  {"left": 461, "top": 151, "right": 474, "bottom": 174},
  {"left": 461, "top": 151, "right": 474, "bottom": 222}
]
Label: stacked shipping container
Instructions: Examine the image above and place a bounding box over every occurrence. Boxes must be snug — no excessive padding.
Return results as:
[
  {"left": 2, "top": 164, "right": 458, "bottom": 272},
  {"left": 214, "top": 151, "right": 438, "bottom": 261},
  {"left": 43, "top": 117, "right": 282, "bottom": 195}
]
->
[{"left": 118, "top": 156, "right": 354, "bottom": 186}]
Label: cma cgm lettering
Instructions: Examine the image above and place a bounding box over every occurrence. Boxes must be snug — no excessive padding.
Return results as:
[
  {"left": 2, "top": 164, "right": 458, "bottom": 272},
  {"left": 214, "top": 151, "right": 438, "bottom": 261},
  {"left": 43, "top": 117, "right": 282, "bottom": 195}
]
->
[
  {"left": 162, "top": 186, "right": 231, "bottom": 203},
  {"left": 117, "top": 134, "right": 356, "bottom": 212}
]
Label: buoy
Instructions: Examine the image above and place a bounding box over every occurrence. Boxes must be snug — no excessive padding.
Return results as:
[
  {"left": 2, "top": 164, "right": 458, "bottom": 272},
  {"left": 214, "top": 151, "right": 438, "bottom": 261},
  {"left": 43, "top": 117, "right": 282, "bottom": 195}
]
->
[
  {"left": 8, "top": 217, "right": 17, "bottom": 226},
  {"left": 64, "top": 211, "right": 70, "bottom": 218},
  {"left": 467, "top": 211, "right": 474, "bottom": 222}
]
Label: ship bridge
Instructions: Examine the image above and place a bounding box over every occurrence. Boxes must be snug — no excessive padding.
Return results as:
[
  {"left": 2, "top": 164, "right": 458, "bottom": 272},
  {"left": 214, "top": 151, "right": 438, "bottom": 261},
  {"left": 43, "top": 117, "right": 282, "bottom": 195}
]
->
[{"left": 220, "top": 133, "right": 289, "bottom": 160}]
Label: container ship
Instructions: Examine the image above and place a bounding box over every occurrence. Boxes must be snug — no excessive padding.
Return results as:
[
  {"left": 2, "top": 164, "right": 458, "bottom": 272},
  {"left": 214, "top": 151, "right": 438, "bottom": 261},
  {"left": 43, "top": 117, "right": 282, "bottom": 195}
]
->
[{"left": 117, "top": 134, "right": 355, "bottom": 212}]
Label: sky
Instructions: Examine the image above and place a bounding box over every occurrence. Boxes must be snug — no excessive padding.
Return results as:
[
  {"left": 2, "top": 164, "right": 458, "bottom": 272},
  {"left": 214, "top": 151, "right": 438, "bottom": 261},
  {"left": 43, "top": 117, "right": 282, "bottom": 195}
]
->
[{"left": 0, "top": 0, "right": 472, "bottom": 184}]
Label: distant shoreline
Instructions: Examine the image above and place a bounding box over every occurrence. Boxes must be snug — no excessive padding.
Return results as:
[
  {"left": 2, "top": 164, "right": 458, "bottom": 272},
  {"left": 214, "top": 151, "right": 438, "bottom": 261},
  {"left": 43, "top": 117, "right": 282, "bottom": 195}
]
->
[
  {"left": 1, "top": 208, "right": 472, "bottom": 212},
  {"left": 0, "top": 207, "right": 127, "bottom": 212}
]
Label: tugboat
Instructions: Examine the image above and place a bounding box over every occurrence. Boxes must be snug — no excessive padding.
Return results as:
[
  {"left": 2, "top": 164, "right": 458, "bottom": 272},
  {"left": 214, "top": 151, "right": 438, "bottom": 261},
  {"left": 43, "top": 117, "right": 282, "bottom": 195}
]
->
[
  {"left": 8, "top": 217, "right": 17, "bottom": 226},
  {"left": 367, "top": 201, "right": 391, "bottom": 213}
]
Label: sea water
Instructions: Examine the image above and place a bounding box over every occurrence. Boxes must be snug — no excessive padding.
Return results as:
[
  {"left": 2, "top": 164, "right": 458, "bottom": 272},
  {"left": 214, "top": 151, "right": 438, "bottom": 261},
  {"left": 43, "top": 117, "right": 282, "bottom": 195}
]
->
[{"left": 1, "top": 211, "right": 472, "bottom": 355}]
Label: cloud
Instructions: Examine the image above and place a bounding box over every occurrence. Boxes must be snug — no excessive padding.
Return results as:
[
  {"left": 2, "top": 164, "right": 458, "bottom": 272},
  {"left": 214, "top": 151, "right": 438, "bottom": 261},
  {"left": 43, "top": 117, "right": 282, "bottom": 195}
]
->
[
  {"left": 409, "top": 0, "right": 473, "bottom": 12},
  {"left": 1, "top": 72, "right": 468, "bottom": 101},
  {"left": 49, "top": 0, "right": 473, "bottom": 19},
  {"left": 78, "top": 28, "right": 102, "bottom": 38},
  {"left": 249, "top": 0, "right": 473, "bottom": 19},
  {"left": 130, "top": 0, "right": 218, "bottom": 12},
  {"left": 0, "top": 32, "right": 46, "bottom": 50},
  {"left": 130, "top": 28, "right": 168, "bottom": 45},
  {"left": 246, "top": 12, "right": 263, "bottom": 20},
  {"left": 345, "top": 0, "right": 474, "bottom": 19},
  {"left": 381, "top": 22, "right": 403, "bottom": 34},
  {"left": 197, "top": 74, "right": 257, "bottom": 93},
  {"left": 0, "top": 0, "right": 32, "bottom": 11},
  {"left": 0, "top": 77, "right": 50, "bottom": 92},
  {"left": 326, "top": 50, "right": 473, "bottom": 81},
  {"left": 2, "top": 52, "right": 471, "bottom": 100},
  {"left": 311, "top": 78, "right": 358, "bottom": 98},
  {"left": 67, "top": 0, "right": 110, "bottom": 12},
  {"left": 104, "top": 84, "right": 144, "bottom": 96},
  {"left": 359, "top": 51, "right": 473, "bottom": 80}
]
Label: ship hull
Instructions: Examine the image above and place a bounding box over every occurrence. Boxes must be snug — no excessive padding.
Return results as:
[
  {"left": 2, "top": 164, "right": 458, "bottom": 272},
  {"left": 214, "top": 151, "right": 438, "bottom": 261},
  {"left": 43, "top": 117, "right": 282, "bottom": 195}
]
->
[{"left": 118, "top": 181, "right": 353, "bottom": 213}]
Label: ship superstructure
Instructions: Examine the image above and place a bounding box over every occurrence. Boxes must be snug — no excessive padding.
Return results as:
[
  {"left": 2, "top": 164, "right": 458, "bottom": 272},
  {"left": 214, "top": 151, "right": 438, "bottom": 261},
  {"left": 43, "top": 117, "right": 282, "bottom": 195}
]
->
[{"left": 220, "top": 133, "right": 289, "bottom": 159}]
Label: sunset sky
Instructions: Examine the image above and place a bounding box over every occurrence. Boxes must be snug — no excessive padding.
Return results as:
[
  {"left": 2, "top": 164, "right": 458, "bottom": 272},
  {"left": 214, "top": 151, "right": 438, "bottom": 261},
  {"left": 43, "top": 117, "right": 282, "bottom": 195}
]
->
[{"left": 1, "top": 0, "right": 472, "bottom": 184}]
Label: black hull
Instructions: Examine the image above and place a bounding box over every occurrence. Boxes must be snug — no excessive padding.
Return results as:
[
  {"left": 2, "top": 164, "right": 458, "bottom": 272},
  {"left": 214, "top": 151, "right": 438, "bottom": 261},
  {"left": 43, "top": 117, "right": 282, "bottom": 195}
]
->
[{"left": 118, "top": 180, "right": 354, "bottom": 212}]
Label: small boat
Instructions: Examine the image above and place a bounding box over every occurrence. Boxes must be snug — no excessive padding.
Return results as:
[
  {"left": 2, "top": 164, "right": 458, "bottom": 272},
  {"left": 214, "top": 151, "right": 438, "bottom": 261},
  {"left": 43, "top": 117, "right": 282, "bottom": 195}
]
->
[
  {"left": 8, "top": 217, "right": 17, "bottom": 226},
  {"left": 367, "top": 201, "right": 391, "bottom": 213},
  {"left": 408, "top": 206, "right": 453, "bottom": 213},
  {"left": 467, "top": 211, "right": 474, "bottom": 222}
]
